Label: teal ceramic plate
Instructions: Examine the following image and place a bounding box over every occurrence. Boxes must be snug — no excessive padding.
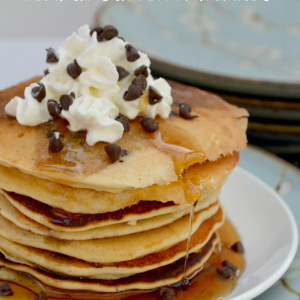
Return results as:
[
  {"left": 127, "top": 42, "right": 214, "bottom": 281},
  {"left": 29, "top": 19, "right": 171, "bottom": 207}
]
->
[{"left": 98, "top": 0, "right": 300, "bottom": 98}]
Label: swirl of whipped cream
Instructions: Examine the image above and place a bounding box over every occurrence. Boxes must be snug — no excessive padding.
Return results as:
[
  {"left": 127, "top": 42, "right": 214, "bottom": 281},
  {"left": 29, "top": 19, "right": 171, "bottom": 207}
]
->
[{"left": 5, "top": 25, "right": 173, "bottom": 145}]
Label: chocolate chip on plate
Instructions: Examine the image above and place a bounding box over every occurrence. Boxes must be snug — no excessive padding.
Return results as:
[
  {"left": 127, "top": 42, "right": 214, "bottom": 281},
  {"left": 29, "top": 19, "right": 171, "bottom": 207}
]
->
[
  {"left": 116, "top": 116, "right": 130, "bottom": 132},
  {"left": 49, "top": 132, "right": 64, "bottom": 153},
  {"left": 102, "top": 25, "right": 119, "bottom": 40},
  {"left": 149, "top": 86, "right": 162, "bottom": 105},
  {"left": 105, "top": 144, "right": 127, "bottom": 163},
  {"left": 0, "top": 282, "right": 13, "bottom": 296},
  {"left": 134, "top": 65, "right": 148, "bottom": 78},
  {"left": 60, "top": 94, "right": 74, "bottom": 111},
  {"left": 179, "top": 103, "right": 198, "bottom": 119},
  {"left": 125, "top": 44, "right": 140, "bottom": 62},
  {"left": 140, "top": 117, "right": 159, "bottom": 133},
  {"left": 116, "top": 66, "right": 130, "bottom": 81},
  {"left": 123, "top": 84, "right": 143, "bottom": 101},
  {"left": 35, "top": 292, "right": 48, "bottom": 300},
  {"left": 47, "top": 100, "right": 62, "bottom": 117},
  {"left": 132, "top": 74, "right": 147, "bottom": 90},
  {"left": 216, "top": 266, "right": 234, "bottom": 280},
  {"left": 222, "top": 260, "right": 238, "bottom": 272},
  {"left": 44, "top": 69, "right": 49, "bottom": 76},
  {"left": 67, "top": 59, "right": 82, "bottom": 79},
  {"left": 32, "top": 83, "right": 46, "bottom": 102},
  {"left": 231, "top": 241, "right": 245, "bottom": 254},
  {"left": 46, "top": 47, "right": 59, "bottom": 63},
  {"left": 159, "top": 287, "right": 175, "bottom": 300}
]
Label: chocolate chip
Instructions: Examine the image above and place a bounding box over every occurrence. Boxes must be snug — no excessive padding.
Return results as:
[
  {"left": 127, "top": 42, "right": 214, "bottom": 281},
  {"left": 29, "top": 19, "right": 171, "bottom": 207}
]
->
[
  {"left": 116, "top": 66, "right": 130, "bottom": 81},
  {"left": 35, "top": 292, "right": 48, "bottom": 300},
  {"left": 102, "top": 25, "right": 118, "bottom": 40},
  {"left": 179, "top": 103, "right": 198, "bottom": 119},
  {"left": 47, "top": 100, "right": 62, "bottom": 117},
  {"left": 222, "top": 260, "right": 238, "bottom": 272},
  {"left": 149, "top": 86, "right": 162, "bottom": 105},
  {"left": 121, "top": 149, "right": 128, "bottom": 157},
  {"left": 49, "top": 132, "right": 64, "bottom": 153},
  {"left": 125, "top": 44, "right": 140, "bottom": 62},
  {"left": 118, "top": 36, "right": 125, "bottom": 42},
  {"left": 32, "top": 83, "right": 46, "bottom": 102},
  {"left": 116, "top": 116, "right": 130, "bottom": 132},
  {"left": 216, "top": 266, "right": 234, "bottom": 280},
  {"left": 140, "top": 117, "right": 159, "bottom": 133},
  {"left": 60, "top": 94, "right": 74, "bottom": 111},
  {"left": 134, "top": 65, "right": 148, "bottom": 77},
  {"left": 67, "top": 59, "right": 82, "bottom": 79},
  {"left": 90, "top": 26, "right": 104, "bottom": 42},
  {"left": 47, "top": 128, "right": 56, "bottom": 139},
  {"left": 104, "top": 144, "right": 123, "bottom": 163},
  {"left": 44, "top": 69, "right": 49, "bottom": 76},
  {"left": 46, "top": 47, "right": 59, "bottom": 63},
  {"left": 132, "top": 74, "right": 147, "bottom": 90},
  {"left": 159, "top": 287, "right": 175, "bottom": 300},
  {"left": 231, "top": 241, "right": 244, "bottom": 254},
  {"left": 123, "top": 84, "right": 143, "bottom": 101},
  {"left": 0, "top": 282, "right": 13, "bottom": 296},
  {"left": 70, "top": 92, "right": 75, "bottom": 99}
]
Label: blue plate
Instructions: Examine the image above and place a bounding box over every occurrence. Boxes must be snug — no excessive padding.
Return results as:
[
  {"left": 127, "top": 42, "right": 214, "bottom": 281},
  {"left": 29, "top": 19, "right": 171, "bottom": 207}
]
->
[{"left": 98, "top": 1, "right": 300, "bottom": 98}]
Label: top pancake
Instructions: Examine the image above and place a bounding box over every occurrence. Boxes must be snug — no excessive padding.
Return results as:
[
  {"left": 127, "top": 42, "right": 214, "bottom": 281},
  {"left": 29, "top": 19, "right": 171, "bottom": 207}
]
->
[{"left": 0, "top": 78, "right": 248, "bottom": 191}]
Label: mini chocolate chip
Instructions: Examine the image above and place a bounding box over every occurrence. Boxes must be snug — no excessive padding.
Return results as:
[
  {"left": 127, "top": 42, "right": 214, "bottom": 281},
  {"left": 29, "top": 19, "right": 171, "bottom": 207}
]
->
[
  {"left": 116, "top": 66, "right": 130, "bottom": 81},
  {"left": 123, "top": 84, "right": 143, "bottom": 101},
  {"left": 104, "top": 144, "right": 122, "bottom": 163},
  {"left": 60, "top": 94, "right": 74, "bottom": 111},
  {"left": 159, "top": 287, "right": 175, "bottom": 300},
  {"left": 102, "top": 25, "right": 119, "bottom": 40},
  {"left": 67, "top": 59, "right": 82, "bottom": 79},
  {"left": 179, "top": 103, "right": 198, "bottom": 119},
  {"left": 231, "top": 241, "right": 245, "bottom": 254},
  {"left": 216, "top": 266, "right": 234, "bottom": 279},
  {"left": 0, "top": 282, "right": 13, "bottom": 296},
  {"left": 32, "top": 83, "right": 46, "bottom": 102},
  {"left": 44, "top": 69, "right": 49, "bottom": 76},
  {"left": 222, "top": 260, "right": 238, "bottom": 272},
  {"left": 140, "top": 117, "right": 159, "bottom": 133},
  {"left": 47, "top": 100, "right": 62, "bottom": 117},
  {"left": 90, "top": 27, "right": 104, "bottom": 42},
  {"left": 47, "top": 128, "right": 56, "bottom": 139},
  {"left": 149, "top": 86, "right": 162, "bottom": 105},
  {"left": 125, "top": 44, "right": 140, "bottom": 62},
  {"left": 46, "top": 47, "right": 59, "bottom": 63},
  {"left": 134, "top": 65, "right": 148, "bottom": 77},
  {"left": 132, "top": 74, "right": 147, "bottom": 90},
  {"left": 121, "top": 149, "right": 128, "bottom": 157},
  {"left": 35, "top": 292, "right": 48, "bottom": 300},
  {"left": 49, "top": 132, "right": 64, "bottom": 153},
  {"left": 70, "top": 92, "right": 75, "bottom": 99},
  {"left": 116, "top": 116, "right": 130, "bottom": 132}
]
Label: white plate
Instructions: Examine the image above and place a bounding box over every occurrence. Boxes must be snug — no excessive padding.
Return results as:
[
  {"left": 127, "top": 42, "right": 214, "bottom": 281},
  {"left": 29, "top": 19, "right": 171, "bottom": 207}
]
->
[{"left": 221, "top": 167, "right": 298, "bottom": 300}]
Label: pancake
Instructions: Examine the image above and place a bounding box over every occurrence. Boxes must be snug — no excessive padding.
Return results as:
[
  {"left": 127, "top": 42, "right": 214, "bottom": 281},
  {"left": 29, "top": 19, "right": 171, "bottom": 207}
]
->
[
  {"left": 0, "top": 191, "right": 219, "bottom": 238},
  {"left": 0, "top": 208, "right": 224, "bottom": 279},
  {"left": 0, "top": 78, "right": 248, "bottom": 192},
  {"left": 0, "top": 234, "right": 220, "bottom": 292},
  {"left": 0, "top": 152, "right": 238, "bottom": 213}
]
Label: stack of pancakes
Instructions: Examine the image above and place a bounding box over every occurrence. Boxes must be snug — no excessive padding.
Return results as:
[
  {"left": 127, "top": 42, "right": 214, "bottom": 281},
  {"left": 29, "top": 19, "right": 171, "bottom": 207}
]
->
[{"left": 0, "top": 78, "right": 248, "bottom": 294}]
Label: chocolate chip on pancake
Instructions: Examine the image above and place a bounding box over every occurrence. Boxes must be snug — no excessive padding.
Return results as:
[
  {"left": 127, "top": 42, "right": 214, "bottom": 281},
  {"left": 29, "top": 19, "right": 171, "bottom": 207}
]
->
[
  {"left": 44, "top": 69, "right": 49, "bottom": 76},
  {"left": 47, "top": 100, "right": 62, "bottom": 117},
  {"left": 159, "top": 286, "right": 176, "bottom": 300},
  {"left": 116, "top": 66, "right": 130, "bottom": 81},
  {"left": 116, "top": 116, "right": 130, "bottom": 132},
  {"left": 105, "top": 144, "right": 126, "bottom": 163},
  {"left": 123, "top": 84, "right": 143, "bottom": 101},
  {"left": 90, "top": 26, "right": 104, "bottom": 42},
  {"left": 60, "top": 94, "right": 74, "bottom": 111},
  {"left": 179, "top": 103, "right": 198, "bottom": 119},
  {"left": 216, "top": 266, "right": 234, "bottom": 280},
  {"left": 231, "top": 241, "right": 244, "bottom": 254},
  {"left": 140, "top": 117, "right": 159, "bottom": 133},
  {"left": 0, "top": 282, "right": 13, "bottom": 296},
  {"left": 49, "top": 132, "right": 64, "bottom": 153},
  {"left": 125, "top": 44, "right": 140, "bottom": 62},
  {"left": 102, "top": 25, "right": 119, "bottom": 40},
  {"left": 67, "top": 59, "right": 82, "bottom": 79},
  {"left": 46, "top": 47, "right": 58, "bottom": 63},
  {"left": 134, "top": 65, "right": 148, "bottom": 78},
  {"left": 222, "top": 260, "right": 238, "bottom": 272},
  {"left": 47, "top": 128, "right": 56, "bottom": 139},
  {"left": 132, "top": 74, "right": 147, "bottom": 90},
  {"left": 31, "top": 83, "right": 46, "bottom": 102},
  {"left": 149, "top": 86, "right": 162, "bottom": 105},
  {"left": 35, "top": 292, "right": 48, "bottom": 300}
]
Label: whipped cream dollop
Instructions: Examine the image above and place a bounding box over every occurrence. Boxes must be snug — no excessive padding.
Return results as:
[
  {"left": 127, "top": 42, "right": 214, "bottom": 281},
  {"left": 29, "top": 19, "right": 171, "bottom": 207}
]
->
[{"left": 5, "top": 25, "right": 173, "bottom": 145}]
